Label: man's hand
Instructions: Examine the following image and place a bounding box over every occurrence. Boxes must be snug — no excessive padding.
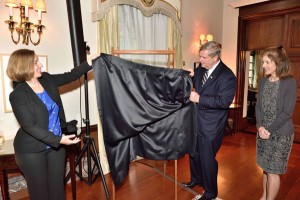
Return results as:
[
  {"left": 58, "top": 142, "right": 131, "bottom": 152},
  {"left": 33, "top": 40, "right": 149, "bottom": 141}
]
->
[
  {"left": 182, "top": 67, "right": 194, "bottom": 77},
  {"left": 189, "top": 91, "right": 200, "bottom": 103}
]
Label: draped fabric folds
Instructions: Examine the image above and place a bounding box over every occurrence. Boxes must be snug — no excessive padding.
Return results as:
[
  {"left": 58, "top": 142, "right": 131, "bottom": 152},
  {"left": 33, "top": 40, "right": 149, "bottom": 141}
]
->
[{"left": 93, "top": 54, "right": 197, "bottom": 186}]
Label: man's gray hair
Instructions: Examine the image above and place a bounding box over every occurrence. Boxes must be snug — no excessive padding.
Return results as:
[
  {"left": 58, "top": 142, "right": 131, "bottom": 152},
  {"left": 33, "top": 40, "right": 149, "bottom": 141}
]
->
[{"left": 200, "top": 41, "right": 221, "bottom": 59}]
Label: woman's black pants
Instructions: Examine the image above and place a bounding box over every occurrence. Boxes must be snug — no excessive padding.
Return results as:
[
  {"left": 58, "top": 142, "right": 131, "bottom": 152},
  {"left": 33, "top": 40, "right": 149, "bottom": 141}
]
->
[{"left": 15, "top": 147, "right": 66, "bottom": 200}]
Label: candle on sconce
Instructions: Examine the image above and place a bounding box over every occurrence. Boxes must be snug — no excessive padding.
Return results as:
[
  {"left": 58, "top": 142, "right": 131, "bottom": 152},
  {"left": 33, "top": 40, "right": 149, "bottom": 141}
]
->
[
  {"left": 5, "top": 0, "right": 18, "bottom": 17},
  {"left": 21, "top": 0, "right": 33, "bottom": 17},
  {"left": 38, "top": 10, "right": 42, "bottom": 20},
  {"left": 35, "top": 0, "right": 46, "bottom": 22},
  {"left": 9, "top": 5, "right": 13, "bottom": 16},
  {"left": 206, "top": 34, "right": 214, "bottom": 42},
  {"left": 25, "top": 6, "right": 29, "bottom": 17},
  {"left": 200, "top": 34, "right": 205, "bottom": 42}
]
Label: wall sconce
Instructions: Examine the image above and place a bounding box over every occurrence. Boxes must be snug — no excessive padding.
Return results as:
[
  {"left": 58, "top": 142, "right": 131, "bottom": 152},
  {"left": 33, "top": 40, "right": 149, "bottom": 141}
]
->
[
  {"left": 199, "top": 34, "right": 214, "bottom": 48},
  {"left": 4, "top": 0, "right": 46, "bottom": 46}
]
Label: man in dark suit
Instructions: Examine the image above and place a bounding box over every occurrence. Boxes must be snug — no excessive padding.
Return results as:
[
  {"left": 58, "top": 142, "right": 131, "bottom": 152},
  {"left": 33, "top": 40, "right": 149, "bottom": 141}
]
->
[{"left": 183, "top": 41, "right": 236, "bottom": 200}]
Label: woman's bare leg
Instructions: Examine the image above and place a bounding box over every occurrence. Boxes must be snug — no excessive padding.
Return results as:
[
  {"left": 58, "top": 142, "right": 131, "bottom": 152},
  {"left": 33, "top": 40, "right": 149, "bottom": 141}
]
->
[
  {"left": 259, "top": 172, "right": 268, "bottom": 200},
  {"left": 266, "top": 173, "right": 280, "bottom": 200}
]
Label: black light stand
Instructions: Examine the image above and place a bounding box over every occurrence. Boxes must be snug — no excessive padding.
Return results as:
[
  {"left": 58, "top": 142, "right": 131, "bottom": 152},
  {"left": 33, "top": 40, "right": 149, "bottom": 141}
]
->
[{"left": 65, "top": 0, "right": 109, "bottom": 199}]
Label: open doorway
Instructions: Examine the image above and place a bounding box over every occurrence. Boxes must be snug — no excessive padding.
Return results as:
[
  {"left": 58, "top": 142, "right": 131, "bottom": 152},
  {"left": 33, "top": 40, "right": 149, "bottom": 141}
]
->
[{"left": 243, "top": 50, "right": 262, "bottom": 133}]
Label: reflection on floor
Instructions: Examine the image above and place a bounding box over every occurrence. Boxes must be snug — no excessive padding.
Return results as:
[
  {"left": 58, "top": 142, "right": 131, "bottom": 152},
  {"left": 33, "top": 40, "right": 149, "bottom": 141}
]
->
[
  {"left": 6, "top": 132, "right": 300, "bottom": 200},
  {"left": 242, "top": 118, "right": 257, "bottom": 134}
]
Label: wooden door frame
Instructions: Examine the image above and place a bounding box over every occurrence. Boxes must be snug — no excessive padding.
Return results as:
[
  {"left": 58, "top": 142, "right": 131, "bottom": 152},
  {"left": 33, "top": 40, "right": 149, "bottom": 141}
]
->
[{"left": 235, "top": 0, "right": 300, "bottom": 131}]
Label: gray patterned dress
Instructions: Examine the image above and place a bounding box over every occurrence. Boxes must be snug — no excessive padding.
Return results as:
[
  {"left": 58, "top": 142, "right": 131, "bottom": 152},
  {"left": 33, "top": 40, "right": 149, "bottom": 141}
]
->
[{"left": 256, "top": 79, "right": 294, "bottom": 174}]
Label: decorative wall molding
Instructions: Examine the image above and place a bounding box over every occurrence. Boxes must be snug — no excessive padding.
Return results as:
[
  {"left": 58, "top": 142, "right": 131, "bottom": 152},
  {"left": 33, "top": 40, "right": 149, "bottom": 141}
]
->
[{"left": 92, "top": 0, "right": 182, "bottom": 33}]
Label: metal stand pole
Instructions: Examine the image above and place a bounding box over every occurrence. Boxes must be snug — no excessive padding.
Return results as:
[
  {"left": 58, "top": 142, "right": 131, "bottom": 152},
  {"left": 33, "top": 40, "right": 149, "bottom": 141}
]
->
[
  {"left": 65, "top": 0, "right": 109, "bottom": 199},
  {"left": 72, "top": 70, "right": 109, "bottom": 198}
]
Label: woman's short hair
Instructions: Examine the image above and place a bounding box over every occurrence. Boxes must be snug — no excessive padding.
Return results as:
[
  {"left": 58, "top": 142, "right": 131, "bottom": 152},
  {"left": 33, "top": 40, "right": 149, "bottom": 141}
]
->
[
  {"left": 260, "top": 47, "right": 292, "bottom": 79},
  {"left": 6, "top": 49, "right": 35, "bottom": 82},
  {"left": 200, "top": 41, "right": 221, "bottom": 60}
]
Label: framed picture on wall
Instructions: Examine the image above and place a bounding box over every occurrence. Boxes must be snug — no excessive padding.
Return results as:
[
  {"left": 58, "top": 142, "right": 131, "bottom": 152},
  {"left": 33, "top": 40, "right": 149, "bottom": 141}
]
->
[{"left": 0, "top": 54, "right": 48, "bottom": 113}]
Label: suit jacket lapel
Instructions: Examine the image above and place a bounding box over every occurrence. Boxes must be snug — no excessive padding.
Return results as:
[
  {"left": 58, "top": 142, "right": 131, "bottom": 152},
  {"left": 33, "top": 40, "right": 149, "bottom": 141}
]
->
[
  {"left": 199, "top": 61, "right": 224, "bottom": 93},
  {"left": 23, "top": 82, "right": 45, "bottom": 108}
]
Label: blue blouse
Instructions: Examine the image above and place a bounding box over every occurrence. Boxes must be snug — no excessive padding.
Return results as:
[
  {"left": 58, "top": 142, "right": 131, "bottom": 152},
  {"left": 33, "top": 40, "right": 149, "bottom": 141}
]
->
[{"left": 36, "top": 90, "right": 62, "bottom": 139}]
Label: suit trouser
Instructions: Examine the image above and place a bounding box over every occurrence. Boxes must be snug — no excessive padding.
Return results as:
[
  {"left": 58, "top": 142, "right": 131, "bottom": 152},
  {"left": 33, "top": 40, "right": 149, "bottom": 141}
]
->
[
  {"left": 190, "top": 131, "right": 224, "bottom": 198},
  {"left": 15, "top": 147, "right": 66, "bottom": 200}
]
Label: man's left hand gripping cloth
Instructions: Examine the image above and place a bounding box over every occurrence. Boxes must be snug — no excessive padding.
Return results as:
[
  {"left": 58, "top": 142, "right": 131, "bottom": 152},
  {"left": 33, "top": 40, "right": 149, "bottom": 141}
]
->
[{"left": 93, "top": 53, "right": 197, "bottom": 186}]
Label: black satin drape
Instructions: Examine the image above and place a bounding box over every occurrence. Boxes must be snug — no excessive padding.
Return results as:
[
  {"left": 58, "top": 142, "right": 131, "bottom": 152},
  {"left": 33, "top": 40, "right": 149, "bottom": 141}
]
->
[{"left": 93, "top": 54, "right": 197, "bottom": 186}]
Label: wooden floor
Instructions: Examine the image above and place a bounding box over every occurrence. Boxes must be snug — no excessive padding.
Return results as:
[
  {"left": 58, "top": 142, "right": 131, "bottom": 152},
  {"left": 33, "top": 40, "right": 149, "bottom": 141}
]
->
[{"left": 9, "top": 132, "right": 300, "bottom": 200}]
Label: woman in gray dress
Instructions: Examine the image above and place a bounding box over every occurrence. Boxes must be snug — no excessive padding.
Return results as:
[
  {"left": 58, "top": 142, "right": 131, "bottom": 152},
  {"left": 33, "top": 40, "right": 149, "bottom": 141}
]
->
[{"left": 256, "top": 47, "right": 297, "bottom": 200}]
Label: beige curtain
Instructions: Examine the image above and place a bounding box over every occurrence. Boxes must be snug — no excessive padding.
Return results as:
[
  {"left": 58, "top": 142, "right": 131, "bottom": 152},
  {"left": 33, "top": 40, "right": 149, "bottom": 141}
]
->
[
  {"left": 168, "top": 18, "right": 182, "bottom": 69},
  {"left": 96, "top": 5, "right": 119, "bottom": 175},
  {"left": 98, "top": 5, "right": 119, "bottom": 54}
]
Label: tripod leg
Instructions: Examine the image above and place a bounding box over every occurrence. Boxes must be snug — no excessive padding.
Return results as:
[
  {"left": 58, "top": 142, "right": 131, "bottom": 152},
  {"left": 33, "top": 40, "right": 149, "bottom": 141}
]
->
[
  {"left": 91, "top": 138, "right": 110, "bottom": 199},
  {"left": 74, "top": 137, "right": 110, "bottom": 199},
  {"left": 75, "top": 141, "right": 88, "bottom": 167},
  {"left": 86, "top": 140, "right": 93, "bottom": 185},
  {"left": 74, "top": 141, "right": 89, "bottom": 182}
]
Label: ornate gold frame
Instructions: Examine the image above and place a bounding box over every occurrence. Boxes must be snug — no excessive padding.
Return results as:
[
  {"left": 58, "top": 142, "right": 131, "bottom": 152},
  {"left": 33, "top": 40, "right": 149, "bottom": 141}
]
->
[
  {"left": 141, "top": 0, "right": 155, "bottom": 7},
  {"left": 92, "top": 0, "right": 182, "bottom": 33}
]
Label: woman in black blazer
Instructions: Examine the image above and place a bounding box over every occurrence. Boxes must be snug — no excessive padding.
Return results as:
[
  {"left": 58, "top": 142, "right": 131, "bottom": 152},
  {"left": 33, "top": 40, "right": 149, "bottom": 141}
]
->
[{"left": 6, "top": 49, "right": 97, "bottom": 200}]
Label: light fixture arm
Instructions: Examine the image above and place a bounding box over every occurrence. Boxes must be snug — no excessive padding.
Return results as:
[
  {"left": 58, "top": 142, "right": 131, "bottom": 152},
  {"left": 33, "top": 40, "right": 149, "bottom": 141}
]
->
[
  {"left": 5, "top": 16, "right": 19, "bottom": 44},
  {"left": 29, "top": 30, "right": 42, "bottom": 46},
  {"left": 10, "top": 27, "right": 21, "bottom": 45}
]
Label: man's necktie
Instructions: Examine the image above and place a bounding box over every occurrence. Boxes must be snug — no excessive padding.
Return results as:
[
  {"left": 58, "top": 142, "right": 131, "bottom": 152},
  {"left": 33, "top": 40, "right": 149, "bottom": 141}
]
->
[{"left": 202, "top": 70, "right": 209, "bottom": 86}]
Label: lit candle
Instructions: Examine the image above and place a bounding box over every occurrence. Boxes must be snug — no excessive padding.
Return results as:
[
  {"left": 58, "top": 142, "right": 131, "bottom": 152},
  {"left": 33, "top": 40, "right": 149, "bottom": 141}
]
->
[
  {"left": 206, "top": 34, "right": 213, "bottom": 42},
  {"left": 38, "top": 10, "right": 42, "bottom": 20},
  {"left": 25, "top": 6, "right": 29, "bottom": 17},
  {"left": 9, "top": 5, "right": 13, "bottom": 17},
  {"left": 200, "top": 34, "right": 205, "bottom": 42}
]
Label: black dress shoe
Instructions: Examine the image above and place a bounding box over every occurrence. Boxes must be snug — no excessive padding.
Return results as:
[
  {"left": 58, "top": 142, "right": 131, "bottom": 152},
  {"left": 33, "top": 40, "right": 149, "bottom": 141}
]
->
[{"left": 182, "top": 181, "right": 198, "bottom": 188}]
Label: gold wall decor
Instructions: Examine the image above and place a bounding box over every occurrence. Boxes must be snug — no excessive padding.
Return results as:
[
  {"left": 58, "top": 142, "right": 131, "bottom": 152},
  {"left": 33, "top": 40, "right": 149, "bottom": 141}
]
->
[
  {"left": 4, "top": 0, "right": 47, "bottom": 46},
  {"left": 92, "top": 0, "right": 182, "bottom": 33},
  {"left": 141, "top": 0, "right": 155, "bottom": 7}
]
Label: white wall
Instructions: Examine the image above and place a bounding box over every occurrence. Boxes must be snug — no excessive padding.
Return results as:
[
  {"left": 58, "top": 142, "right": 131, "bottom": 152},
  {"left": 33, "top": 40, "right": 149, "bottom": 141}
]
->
[
  {"left": 181, "top": 0, "right": 239, "bottom": 74},
  {"left": 222, "top": 0, "right": 239, "bottom": 75},
  {"left": 182, "top": 0, "right": 224, "bottom": 68},
  {"left": 0, "top": 0, "right": 98, "bottom": 140},
  {"left": 0, "top": 0, "right": 239, "bottom": 140}
]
